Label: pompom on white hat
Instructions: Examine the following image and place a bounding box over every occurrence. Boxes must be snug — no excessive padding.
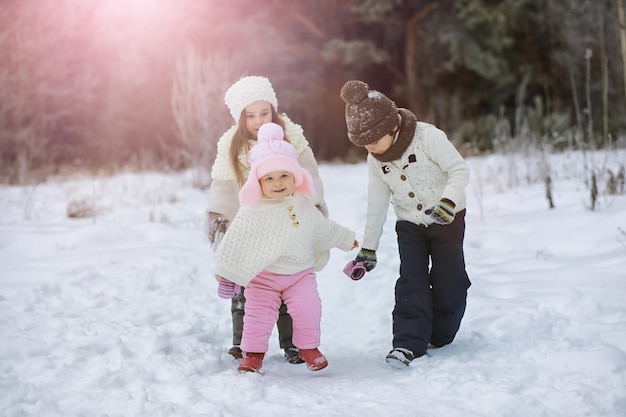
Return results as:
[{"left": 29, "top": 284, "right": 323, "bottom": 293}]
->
[
  {"left": 239, "top": 123, "right": 315, "bottom": 206},
  {"left": 224, "top": 76, "right": 279, "bottom": 122}
]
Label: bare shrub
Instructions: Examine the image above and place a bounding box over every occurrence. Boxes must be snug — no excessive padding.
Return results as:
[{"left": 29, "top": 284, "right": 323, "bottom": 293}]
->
[
  {"left": 67, "top": 199, "right": 97, "bottom": 219},
  {"left": 170, "top": 46, "right": 235, "bottom": 190},
  {"left": 606, "top": 165, "right": 625, "bottom": 195},
  {"left": 590, "top": 171, "right": 598, "bottom": 211},
  {"left": 0, "top": 2, "right": 98, "bottom": 185}
]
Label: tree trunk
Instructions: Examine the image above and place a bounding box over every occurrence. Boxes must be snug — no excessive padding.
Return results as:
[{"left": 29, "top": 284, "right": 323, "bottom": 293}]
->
[
  {"left": 598, "top": 4, "right": 608, "bottom": 144},
  {"left": 618, "top": 0, "right": 626, "bottom": 105},
  {"left": 403, "top": 2, "right": 437, "bottom": 117}
]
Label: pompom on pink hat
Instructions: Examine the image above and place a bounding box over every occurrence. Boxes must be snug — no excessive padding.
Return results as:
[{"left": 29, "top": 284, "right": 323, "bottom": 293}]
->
[{"left": 239, "top": 123, "right": 316, "bottom": 206}]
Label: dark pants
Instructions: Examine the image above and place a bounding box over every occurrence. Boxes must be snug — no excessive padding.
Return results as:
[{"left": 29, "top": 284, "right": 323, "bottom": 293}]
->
[
  {"left": 393, "top": 210, "right": 471, "bottom": 357},
  {"left": 231, "top": 288, "right": 294, "bottom": 349}
]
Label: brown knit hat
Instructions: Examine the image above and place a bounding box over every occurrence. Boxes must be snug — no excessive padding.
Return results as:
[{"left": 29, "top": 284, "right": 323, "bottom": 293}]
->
[{"left": 340, "top": 80, "right": 399, "bottom": 146}]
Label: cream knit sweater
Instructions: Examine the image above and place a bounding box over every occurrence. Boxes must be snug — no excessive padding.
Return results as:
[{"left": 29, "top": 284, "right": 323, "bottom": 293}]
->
[{"left": 214, "top": 194, "right": 356, "bottom": 287}]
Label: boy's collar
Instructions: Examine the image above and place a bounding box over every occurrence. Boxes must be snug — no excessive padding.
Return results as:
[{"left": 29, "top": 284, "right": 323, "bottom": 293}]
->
[{"left": 370, "top": 109, "right": 417, "bottom": 162}]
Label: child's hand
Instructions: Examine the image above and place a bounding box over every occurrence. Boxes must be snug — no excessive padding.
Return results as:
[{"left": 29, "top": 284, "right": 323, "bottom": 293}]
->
[
  {"left": 217, "top": 277, "right": 240, "bottom": 299},
  {"left": 426, "top": 199, "right": 455, "bottom": 225},
  {"left": 352, "top": 239, "right": 359, "bottom": 249},
  {"left": 206, "top": 212, "right": 228, "bottom": 244},
  {"left": 355, "top": 248, "right": 377, "bottom": 271}
]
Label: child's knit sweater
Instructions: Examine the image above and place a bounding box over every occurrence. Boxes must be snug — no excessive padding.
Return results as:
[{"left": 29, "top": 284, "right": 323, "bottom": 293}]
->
[
  {"left": 363, "top": 121, "right": 469, "bottom": 250},
  {"left": 214, "top": 194, "right": 355, "bottom": 286}
]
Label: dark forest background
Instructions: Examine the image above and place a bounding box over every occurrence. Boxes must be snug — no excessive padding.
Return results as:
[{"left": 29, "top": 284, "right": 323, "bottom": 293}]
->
[{"left": 2, "top": 0, "right": 626, "bottom": 185}]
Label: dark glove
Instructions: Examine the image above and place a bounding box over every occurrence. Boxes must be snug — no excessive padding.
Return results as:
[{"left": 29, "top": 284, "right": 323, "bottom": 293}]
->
[
  {"left": 207, "top": 212, "right": 228, "bottom": 244},
  {"left": 425, "top": 198, "right": 455, "bottom": 225},
  {"left": 355, "top": 248, "right": 377, "bottom": 272},
  {"left": 217, "top": 277, "right": 241, "bottom": 299}
]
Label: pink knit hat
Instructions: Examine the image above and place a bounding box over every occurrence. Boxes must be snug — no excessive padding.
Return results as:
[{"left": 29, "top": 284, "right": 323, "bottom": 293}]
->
[{"left": 239, "top": 123, "right": 315, "bottom": 206}]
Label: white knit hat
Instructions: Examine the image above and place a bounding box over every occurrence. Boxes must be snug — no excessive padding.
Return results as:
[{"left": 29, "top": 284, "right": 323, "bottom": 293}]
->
[{"left": 224, "top": 76, "right": 279, "bottom": 122}]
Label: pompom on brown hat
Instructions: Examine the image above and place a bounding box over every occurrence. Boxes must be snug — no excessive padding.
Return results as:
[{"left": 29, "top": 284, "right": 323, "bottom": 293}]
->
[{"left": 340, "top": 80, "right": 399, "bottom": 146}]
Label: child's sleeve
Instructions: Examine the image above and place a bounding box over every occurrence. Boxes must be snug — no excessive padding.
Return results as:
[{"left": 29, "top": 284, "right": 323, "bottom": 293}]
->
[
  {"left": 315, "top": 215, "right": 356, "bottom": 252},
  {"left": 297, "top": 147, "right": 327, "bottom": 215},
  {"left": 424, "top": 126, "right": 469, "bottom": 204},
  {"left": 362, "top": 158, "right": 392, "bottom": 251}
]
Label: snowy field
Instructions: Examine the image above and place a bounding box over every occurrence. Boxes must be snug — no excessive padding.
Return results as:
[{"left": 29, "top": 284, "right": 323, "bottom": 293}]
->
[{"left": 1, "top": 149, "right": 625, "bottom": 417}]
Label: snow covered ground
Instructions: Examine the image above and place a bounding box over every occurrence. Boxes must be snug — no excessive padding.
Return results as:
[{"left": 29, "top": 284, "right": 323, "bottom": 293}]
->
[{"left": 1, "top": 150, "right": 625, "bottom": 417}]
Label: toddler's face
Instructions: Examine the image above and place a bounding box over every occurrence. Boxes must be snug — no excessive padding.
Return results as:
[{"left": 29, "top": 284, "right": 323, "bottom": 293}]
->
[
  {"left": 244, "top": 101, "right": 274, "bottom": 138},
  {"left": 259, "top": 170, "right": 295, "bottom": 200},
  {"left": 364, "top": 133, "right": 395, "bottom": 155}
]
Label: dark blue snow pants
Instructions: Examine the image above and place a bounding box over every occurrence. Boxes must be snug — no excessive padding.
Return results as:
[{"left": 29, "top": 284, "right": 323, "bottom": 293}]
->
[{"left": 392, "top": 210, "right": 471, "bottom": 357}]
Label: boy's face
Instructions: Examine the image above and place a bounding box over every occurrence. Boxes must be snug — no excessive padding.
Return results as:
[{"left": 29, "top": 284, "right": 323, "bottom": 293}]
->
[
  {"left": 364, "top": 132, "right": 395, "bottom": 155},
  {"left": 259, "top": 170, "right": 295, "bottom": 200},
  {"left": 244, "top": 101, "right": 273, "bottom": 138}
]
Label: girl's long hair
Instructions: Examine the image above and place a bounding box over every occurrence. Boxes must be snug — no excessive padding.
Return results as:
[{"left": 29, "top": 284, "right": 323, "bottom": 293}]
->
[{"left": 229, "top": 106, "right": 290, "bottom": 186}]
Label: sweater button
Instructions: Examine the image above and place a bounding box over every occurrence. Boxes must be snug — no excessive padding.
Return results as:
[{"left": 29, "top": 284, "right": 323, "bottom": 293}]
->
[
  {"left": 417, "top": 204, "right": 423, "bottom": 210},
  {"left": 400, "top": 175, "right": 407, "bottom": 181},
  {"left": 408, "top": 192, "right": 415, "bottom": 198}
]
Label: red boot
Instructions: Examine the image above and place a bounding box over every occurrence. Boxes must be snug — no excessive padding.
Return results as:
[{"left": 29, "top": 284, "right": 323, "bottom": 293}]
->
[
  {"left": 298, "top": 348, "right": 328, "bottom": 371},
  {"left": 237, "top": 352, "right": 265, "bottom": 373}
]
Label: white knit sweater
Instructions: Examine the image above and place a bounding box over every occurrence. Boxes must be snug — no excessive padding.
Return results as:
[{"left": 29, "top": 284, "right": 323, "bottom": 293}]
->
[
  {"left": 214, "top": 194, "right": 356, "bottom": 286},
  {"left": 207, "top": 114, "right": 326, "bottom": 223},
  {"left": 362, "top": 121, "right": 469, "bottom": 250}
]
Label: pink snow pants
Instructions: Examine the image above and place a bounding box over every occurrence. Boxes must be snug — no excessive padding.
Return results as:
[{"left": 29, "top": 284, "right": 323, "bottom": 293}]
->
[{"left": 241, "top": 268, "right": 321, "bottom": 353}]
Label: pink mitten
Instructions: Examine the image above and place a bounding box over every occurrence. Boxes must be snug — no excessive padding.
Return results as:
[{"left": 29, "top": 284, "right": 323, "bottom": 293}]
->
[
  {"left": 217, "top": 279, "right": 240, "bottom": 299},
  {"left": 343, "top": 260, "right": 366, "bottom": 281}
]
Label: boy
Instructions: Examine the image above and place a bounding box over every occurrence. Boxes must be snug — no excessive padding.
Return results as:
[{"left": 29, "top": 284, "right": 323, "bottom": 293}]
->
[{"left": 340, "top": 80, "right": 471, "bottom": 368}]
